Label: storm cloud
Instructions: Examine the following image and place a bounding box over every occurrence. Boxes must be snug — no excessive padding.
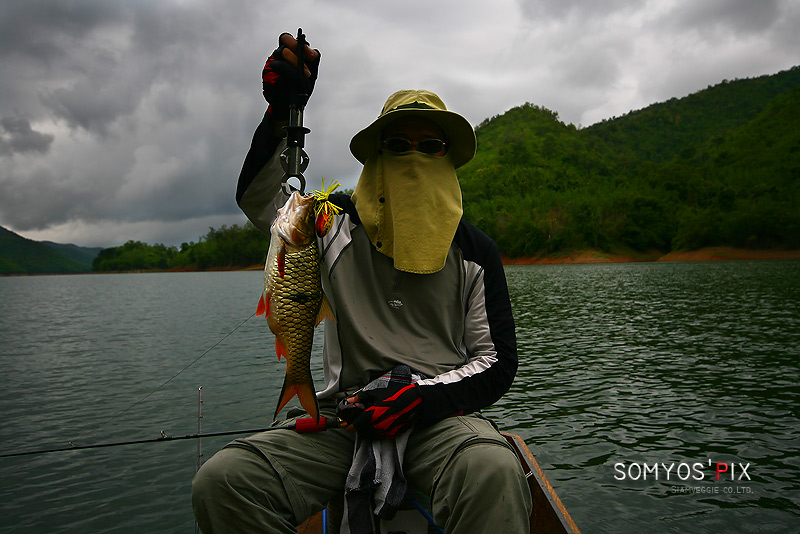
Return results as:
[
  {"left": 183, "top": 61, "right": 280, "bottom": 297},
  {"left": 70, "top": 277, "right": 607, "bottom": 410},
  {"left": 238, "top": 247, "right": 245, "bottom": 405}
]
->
[
  {"left": 0, "top": 116, "right": 54, "bottom": 155},
  {"left": 0, "top": 0, "right": 797, "bottom": 247}
]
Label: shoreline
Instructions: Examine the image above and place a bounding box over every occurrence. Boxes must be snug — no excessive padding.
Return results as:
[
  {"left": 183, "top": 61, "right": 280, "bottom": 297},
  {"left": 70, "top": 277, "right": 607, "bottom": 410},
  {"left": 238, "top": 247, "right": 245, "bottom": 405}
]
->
[
  {"left": 502, "top": 246, "right": 800, "bottom": 265},
  {"left": 4, "top": 247, "right": 799, "bottom": 276}
]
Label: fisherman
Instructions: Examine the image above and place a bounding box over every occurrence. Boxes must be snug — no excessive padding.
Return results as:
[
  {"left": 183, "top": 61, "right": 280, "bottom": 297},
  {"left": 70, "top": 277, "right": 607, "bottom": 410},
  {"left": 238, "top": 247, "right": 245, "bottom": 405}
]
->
[{"left": 192, "top": 32, "right": 532, "bottom": 533}]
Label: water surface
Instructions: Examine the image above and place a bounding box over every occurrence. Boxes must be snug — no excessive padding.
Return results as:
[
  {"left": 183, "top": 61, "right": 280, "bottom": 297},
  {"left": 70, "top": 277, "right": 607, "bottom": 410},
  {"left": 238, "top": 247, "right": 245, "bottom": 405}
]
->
[{"left": 1, "top": 261, "right": 798, "bottom": 533}]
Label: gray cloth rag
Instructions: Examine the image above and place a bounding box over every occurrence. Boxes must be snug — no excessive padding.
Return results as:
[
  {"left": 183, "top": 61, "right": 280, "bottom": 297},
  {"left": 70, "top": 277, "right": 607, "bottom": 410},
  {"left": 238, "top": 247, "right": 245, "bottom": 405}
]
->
[{"left": 340, "top": 365, "right": 420, "bottom": 534}]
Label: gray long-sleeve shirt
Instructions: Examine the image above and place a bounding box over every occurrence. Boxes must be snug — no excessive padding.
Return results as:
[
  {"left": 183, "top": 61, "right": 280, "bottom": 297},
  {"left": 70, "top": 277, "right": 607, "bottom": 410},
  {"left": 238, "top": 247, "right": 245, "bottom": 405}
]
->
[{"left": 236, "top": 114, "right": 518, "bottom": 425}]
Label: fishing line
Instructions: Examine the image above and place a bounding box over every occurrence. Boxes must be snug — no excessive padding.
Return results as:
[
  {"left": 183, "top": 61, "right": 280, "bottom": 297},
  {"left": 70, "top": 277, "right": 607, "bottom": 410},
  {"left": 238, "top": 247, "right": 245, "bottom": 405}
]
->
[
  {"left": 0, "top": 418, "right": 343, "bottom": 458},
  {"left": 0, "top": 427, "right": 272, "bottom": 458},
  {"left": 72, "top": 312, "right": 257, "bottom": 444}
]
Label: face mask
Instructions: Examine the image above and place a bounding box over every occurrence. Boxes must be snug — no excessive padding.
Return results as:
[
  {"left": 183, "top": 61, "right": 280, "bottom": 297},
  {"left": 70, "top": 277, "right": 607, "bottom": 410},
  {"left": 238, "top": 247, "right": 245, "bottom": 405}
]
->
[{"left": 353, "top": 151, "right": 462, "bottom": 274}]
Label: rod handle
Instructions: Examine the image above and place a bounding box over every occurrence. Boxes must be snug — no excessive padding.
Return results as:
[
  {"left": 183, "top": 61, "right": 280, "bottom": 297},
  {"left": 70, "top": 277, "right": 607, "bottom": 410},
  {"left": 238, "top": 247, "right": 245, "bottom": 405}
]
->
[{"left": 294, "top": 417, "right": 343, "bottom": 433}]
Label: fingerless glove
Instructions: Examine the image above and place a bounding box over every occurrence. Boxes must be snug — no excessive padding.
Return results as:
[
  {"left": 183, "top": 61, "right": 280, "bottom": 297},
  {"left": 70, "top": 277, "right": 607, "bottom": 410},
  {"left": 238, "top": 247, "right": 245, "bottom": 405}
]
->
[
  {"left": 262, "top": 35, "right": 320, "bottom": 121},
  {"left": 338, "top": 382, "right": 423, "bottom": 440}
]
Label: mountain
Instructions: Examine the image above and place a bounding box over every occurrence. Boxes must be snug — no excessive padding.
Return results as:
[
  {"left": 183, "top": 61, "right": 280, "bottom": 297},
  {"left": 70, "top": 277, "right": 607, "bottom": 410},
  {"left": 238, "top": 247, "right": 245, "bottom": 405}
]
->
[
  {"left": 41, "top": 241, "right": 103, "bottom": 270},
  {"left": 457, "top": 66, "right": 800, "bottom": 258},
  {"left": 585, "top": 67, "right": 800, "bottom": 163},
  {"left": 0, "top": 226, "right": 98, "bottom": 274}
]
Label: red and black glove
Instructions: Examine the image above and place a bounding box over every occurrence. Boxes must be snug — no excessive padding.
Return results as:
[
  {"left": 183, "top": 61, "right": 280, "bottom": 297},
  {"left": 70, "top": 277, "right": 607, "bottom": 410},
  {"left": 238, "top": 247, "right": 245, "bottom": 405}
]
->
[
  {"left": 262, "top": 33, "right": 321, "bottom": 122},
  {"left": 337, "top": 382, "right": 423, "bottom": 440}
]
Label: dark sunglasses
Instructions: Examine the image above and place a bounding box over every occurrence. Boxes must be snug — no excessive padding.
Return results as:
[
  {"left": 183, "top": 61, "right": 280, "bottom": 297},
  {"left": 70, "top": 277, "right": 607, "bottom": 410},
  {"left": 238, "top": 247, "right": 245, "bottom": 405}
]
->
[{"left": 382, "top": 137, "right": 447, "bottom": 155}]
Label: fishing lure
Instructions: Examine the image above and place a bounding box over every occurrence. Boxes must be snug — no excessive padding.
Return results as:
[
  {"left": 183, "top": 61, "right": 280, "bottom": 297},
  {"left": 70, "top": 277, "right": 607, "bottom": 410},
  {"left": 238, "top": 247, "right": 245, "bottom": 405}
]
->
[{"left": 313, "top": 178, "right": 342, "bottom": 237}]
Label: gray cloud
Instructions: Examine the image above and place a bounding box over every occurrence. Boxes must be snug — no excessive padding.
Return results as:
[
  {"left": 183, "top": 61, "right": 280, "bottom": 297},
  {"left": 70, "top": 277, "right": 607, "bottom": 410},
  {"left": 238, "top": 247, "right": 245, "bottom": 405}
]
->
[
  {"left": 516, "top": 0, "right": 635, "bottom": 20},
  {"left": 0, "top": 2, "right": 123, "bottom": 64},
  {"left": 671, "top": 0, "right": 783, "bottom": 34},
  {"left": 0, "top": 0, "right": 797, "bottom": 247},
  {"left": 0, "top": 0, "right": 244, "bottom": 137},
  {"left": 0, "top": 116, "right": 54, "bottom": 155}
]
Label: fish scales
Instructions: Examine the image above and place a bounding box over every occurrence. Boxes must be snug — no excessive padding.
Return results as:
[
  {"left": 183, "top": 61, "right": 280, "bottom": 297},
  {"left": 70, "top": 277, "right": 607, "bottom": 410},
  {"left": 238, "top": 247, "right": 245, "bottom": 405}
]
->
[{"left": 270, "top": 243, "right": 321, "bottom": 392}]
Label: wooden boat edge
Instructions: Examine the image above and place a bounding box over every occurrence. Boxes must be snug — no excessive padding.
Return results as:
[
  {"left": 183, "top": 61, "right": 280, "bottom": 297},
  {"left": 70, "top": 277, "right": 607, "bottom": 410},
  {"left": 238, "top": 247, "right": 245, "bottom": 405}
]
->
[{"left": 502, "top": 431, "right": 582, "bottom": 534}]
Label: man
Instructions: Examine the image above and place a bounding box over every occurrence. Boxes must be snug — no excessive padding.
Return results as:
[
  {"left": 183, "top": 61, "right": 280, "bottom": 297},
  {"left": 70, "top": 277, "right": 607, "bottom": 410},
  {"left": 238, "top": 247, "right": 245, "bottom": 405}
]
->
[{"left": 192, "top": 33, "right": 531, "bottom": 533}]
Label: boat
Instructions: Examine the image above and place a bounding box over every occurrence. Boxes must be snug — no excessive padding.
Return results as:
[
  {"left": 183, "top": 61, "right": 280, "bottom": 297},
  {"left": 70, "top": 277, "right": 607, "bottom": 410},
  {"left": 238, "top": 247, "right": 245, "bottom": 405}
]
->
[{"left": 297, "top": 432, "right": 582, "bottom": 534}]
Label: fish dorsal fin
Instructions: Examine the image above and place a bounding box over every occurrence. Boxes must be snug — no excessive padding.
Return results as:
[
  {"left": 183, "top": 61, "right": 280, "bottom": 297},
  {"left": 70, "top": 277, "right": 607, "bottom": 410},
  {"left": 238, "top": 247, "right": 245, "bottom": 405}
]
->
[{"left": 315, "top": 295, "right": 336, "bottom": 327}]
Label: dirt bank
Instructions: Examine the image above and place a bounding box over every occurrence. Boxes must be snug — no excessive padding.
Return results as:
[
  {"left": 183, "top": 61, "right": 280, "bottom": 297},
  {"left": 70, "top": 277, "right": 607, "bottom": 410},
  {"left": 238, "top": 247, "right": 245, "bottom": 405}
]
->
[
  {"left": 657, "top": 247, "right": 800, "bottom": 262},
  {"left": 504, "top": 247, "right": 800, "bottom": 265}
]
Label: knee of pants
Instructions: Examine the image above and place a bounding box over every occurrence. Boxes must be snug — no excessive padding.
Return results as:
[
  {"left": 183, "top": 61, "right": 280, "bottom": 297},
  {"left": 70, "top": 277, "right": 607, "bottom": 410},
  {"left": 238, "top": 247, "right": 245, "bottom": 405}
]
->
[
  {"left": 442, "top": 443, "right": 527, "bottom": 491},
  {"left": 192, "top": 447, "right": 288, "bottom": 523},
  {"left": 433, "top": 443, "right": 531, "bottom": 521}
]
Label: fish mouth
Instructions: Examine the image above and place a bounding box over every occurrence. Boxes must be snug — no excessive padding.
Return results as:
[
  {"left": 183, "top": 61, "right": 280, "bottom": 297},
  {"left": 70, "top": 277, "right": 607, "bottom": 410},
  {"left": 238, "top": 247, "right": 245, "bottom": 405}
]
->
[
  {"left": 275, "top": 192, "right": 316, "bottom": 248},
  {"left": 278, "top": 225, "right": 314, "bottom": 248}
]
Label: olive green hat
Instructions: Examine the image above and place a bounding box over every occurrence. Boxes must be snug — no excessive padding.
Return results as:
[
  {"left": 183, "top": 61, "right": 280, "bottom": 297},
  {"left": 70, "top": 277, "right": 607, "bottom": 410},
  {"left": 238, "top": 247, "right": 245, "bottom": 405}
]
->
[{"left": 349, "top": 89, "right": 477, "bottom": 169}]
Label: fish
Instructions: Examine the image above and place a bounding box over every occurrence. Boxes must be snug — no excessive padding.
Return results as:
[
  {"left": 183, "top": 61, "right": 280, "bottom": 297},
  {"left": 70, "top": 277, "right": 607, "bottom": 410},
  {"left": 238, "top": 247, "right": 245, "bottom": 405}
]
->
[{"left": 256, "top": 182, "right": 339, "bottom": 422}]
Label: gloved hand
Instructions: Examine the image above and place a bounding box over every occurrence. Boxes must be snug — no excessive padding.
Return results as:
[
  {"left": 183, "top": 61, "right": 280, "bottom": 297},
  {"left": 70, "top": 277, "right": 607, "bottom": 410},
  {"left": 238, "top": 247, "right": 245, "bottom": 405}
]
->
[
  {"left": 337, "top": 382, "right": 423, "bottom": 440},
  {"left": 262, "top": 32, "right": 321, "bottom": 122}
]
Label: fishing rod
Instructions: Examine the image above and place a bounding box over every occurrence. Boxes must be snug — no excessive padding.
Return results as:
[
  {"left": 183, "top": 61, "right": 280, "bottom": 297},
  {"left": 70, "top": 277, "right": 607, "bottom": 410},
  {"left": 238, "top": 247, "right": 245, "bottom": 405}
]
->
[
  {"left": 196, "top": 386, "right": 204, "bottom": 473},
  {"left": 279, "top": 27, "right": 311, "bottom": 195},
  {"left": 0, "top": 417, "right": 344, "bottom": 459},
  {"left": 195, "top": 387, "right": 203, "bottom": 534}
]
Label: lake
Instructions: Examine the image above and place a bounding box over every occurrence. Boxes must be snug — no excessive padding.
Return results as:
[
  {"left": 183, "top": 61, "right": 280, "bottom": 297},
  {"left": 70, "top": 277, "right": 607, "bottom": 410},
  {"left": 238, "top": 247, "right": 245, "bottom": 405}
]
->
[{"left": 1, "top": 261, "right": 798, "bottom": 533}]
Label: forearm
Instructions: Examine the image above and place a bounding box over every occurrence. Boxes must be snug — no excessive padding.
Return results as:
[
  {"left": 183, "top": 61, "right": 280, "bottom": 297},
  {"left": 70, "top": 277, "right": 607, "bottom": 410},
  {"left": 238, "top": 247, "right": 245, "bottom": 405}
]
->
[
  {"left": 236, "top": 111, "right": 289, "bottom": 235},
  {"left": 416, "top": 353, "right": 516, "bottom": 425},
  {"left": 416, "top": 244, "right": 518, "bottom": 425}
]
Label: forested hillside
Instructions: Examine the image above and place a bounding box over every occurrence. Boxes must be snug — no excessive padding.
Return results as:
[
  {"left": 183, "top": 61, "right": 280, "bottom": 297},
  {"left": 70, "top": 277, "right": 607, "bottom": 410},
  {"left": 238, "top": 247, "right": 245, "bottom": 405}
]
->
[
  {"left": 458, "top": 66, "right": 800, "bottom": 258},
  {"left": 0, "top": 226, "right": 89, "bottom": 274}
]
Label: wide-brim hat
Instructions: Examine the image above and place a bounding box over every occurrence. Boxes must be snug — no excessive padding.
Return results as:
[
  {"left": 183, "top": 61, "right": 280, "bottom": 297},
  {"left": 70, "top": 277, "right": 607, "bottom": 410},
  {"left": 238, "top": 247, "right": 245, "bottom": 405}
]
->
[{"left": 349, "top": 89, "right": 477, "bottom": 169}]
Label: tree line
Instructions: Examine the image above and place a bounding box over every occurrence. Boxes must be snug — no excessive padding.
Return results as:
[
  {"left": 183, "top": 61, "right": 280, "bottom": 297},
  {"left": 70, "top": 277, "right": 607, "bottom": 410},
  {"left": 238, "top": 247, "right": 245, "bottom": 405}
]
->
[{"left": 92, "top": 223, "right": 269, "bottom": 272}]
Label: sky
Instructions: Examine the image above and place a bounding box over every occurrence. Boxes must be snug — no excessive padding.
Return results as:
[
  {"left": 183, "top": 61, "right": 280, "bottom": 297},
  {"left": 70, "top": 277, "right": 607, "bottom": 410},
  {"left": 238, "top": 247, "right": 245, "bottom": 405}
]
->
[{"left": 1, "top": 0, "right": 798, "bottom": 248}]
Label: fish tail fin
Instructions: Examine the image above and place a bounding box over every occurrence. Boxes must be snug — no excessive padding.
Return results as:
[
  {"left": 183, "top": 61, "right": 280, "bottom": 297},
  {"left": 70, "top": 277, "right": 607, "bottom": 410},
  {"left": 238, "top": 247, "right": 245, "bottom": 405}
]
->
[{"left": 274, "top": 377, "right": 320, "bottom": 423}]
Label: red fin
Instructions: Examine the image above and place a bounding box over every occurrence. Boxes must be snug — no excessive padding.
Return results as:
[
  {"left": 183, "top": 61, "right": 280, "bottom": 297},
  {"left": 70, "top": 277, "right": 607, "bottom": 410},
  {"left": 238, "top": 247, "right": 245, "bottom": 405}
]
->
[
  {"left": 296, "top": 381, "right": 320, "bottom": 423},
  {"left": 275, "top": 336, "right": 287, "bottom": 361},
  {"left": 256, "top": 294, "right": 266, "bottom": 316},
  {"left": 278, "top": 249, "right": 286, "bottom": 277},
  {"left": 274, "top": 378, "right": 320, "bottom": 423}
]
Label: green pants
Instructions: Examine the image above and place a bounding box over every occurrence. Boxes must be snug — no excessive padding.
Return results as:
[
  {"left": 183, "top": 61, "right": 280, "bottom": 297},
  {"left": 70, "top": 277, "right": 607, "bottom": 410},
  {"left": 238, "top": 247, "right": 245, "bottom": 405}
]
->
[{"left": 192, "top": 405, "right": 531, "bottom": 533}]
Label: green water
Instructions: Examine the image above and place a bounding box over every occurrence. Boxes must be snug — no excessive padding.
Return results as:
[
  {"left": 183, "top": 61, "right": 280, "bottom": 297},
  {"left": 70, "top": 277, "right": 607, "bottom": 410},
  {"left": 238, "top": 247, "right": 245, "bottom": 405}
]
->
[{"left": 1, "top": 261, "right": 798, "bottom": 533}]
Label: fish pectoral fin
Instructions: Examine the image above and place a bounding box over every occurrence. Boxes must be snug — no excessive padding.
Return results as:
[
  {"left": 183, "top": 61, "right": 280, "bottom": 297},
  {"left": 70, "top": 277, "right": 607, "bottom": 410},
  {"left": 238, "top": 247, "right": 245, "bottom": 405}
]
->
[
  {"left": 315, "top": 295, "right": 336, "bottom": 327},
  {"left": 274, "top": 378, "right": 320, "bottom": 423},
  {"left": 256, "top": 293, "right": 267, "bottom": 316},
  {"left": 277, "top": 248, "right": 286, "bottom": 277}
]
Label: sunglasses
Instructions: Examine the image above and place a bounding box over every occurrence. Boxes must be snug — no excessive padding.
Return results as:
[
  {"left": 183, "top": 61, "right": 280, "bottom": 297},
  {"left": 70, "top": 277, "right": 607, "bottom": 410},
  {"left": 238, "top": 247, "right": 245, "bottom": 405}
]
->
[{"left": 381, "top": 137, "right": 447, "bottom": 155}]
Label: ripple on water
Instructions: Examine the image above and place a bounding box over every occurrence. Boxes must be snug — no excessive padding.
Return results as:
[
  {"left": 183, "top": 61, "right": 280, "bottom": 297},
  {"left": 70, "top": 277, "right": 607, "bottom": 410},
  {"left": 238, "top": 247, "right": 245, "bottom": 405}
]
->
[
  {"left": 497, "top": 262, "right": 800, "bottom": 532},
  {"left": 2, "top": 264, "right": 800, "bottom": 533}
]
